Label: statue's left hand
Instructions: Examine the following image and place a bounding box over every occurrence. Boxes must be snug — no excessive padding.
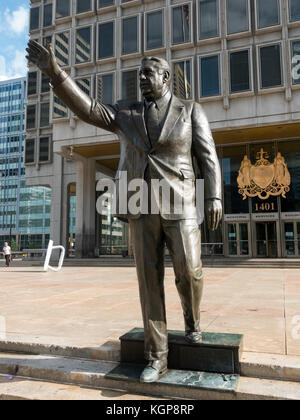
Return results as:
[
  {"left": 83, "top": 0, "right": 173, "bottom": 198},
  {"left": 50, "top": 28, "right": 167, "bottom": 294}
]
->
[{"left": 205, "top": 199, "right": 222, "bottom": 231}]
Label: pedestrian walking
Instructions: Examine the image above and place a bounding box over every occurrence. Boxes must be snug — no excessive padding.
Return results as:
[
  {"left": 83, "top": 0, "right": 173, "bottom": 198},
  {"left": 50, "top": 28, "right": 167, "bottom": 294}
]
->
[{"left": 2, "top": 242, "right": 12, "bottom": 268}]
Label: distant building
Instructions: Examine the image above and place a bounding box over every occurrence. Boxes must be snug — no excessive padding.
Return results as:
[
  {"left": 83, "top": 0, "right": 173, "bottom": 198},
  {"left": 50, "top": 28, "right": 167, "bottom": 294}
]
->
[
  {"left": 0, "top": 77, "right": 51, "bottom": 250},
  {"left": 26, "top": 0, "right": 300, "bottom": 258}
]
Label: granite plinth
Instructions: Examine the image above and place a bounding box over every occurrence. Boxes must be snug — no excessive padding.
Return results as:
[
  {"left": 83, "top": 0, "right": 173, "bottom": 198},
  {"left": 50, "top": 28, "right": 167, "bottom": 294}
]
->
[
  {"left": 106, "top": 363, "right": 239, "bottom": 393},
  {"left": 120, "top": 328, "right": 243, "bottom": 374}
]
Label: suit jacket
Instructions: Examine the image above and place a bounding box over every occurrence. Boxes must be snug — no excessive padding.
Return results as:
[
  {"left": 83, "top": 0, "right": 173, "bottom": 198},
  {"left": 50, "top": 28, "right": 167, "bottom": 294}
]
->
[{"left": 54, "top": 78, "right": 222, "bottom": 221}]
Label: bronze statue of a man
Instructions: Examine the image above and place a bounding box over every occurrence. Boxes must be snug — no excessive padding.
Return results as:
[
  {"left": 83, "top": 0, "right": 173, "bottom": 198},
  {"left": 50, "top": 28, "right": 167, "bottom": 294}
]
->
[{"left": 26, "top": 40, "right": 222, "bottom": 383}]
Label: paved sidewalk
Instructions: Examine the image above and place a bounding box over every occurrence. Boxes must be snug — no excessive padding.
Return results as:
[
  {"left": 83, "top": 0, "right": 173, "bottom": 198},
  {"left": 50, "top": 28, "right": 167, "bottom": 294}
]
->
[{"left": 0, "top": 265, "right": 299, "bottom": 356}]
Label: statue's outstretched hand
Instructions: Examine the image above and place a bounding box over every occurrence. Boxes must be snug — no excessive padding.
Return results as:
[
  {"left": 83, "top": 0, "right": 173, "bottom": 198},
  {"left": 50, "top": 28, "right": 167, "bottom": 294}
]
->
[
  {"left": 26, "top": 40, "right": 60, "bottom": 79},
  {"left": 205, "top": 199, "right": 222, "bottom": 231}
]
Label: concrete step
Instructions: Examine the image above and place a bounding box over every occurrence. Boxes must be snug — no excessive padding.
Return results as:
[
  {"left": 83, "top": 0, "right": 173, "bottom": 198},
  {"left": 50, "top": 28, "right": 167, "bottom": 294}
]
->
[
  {"left": 6, "top": 257, "right": 300, "bottom": 269},
  {"left": 0, "top": 352, "right": 299, "bottom": 399},
  {"left": 0, "top": 374, "right": 160, "bottom": 400},
  {"left": 1, "top": 340, "right": 300, "bottom": 384}
]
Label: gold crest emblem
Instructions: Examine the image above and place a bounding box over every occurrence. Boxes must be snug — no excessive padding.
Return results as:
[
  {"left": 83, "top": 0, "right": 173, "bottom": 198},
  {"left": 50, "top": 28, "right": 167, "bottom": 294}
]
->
[{"left": 237, "top": 148, "right": 291, "bottom": 200}]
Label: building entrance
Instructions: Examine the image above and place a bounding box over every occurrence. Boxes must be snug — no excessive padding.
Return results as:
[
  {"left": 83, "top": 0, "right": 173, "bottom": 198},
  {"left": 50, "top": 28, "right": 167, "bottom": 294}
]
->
[
  {"left": 226, "top": 222, "right": 250, "bottom": 256},
  {"left": 283, "top": 221, "right": 300, "bottom": 257},
  {"left": 255, "top": 222, "right": 277, "bottom": 258}
]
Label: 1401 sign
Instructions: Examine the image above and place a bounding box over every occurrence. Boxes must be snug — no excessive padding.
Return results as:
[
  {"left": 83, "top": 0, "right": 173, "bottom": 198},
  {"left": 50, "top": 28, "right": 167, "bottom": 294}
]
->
[{"left": 254, "top": 202, "right": 276, "bottom": 212}]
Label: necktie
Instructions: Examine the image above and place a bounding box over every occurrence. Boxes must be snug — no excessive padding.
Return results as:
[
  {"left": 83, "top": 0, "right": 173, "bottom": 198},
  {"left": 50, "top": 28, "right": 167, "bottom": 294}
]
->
[{"left": 146, "top": 101, "right": 160, "bottom": 146}]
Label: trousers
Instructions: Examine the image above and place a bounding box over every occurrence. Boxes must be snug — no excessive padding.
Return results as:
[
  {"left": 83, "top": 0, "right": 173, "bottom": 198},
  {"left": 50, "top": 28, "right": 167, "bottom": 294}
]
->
[{"left": 129, "top": 214, "right": 203, "bottom": 361}]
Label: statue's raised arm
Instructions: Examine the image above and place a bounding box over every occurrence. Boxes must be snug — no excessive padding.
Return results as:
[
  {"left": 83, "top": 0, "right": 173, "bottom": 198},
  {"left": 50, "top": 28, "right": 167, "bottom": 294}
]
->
[{"left": 26, "top": 40, "right": 117, "bottom": 132}]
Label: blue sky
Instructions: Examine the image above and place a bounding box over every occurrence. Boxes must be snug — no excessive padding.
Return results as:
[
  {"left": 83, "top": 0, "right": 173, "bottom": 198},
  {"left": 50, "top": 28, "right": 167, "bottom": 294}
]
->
[{"left": 0, "top": 0, "right": 29, "bottom": 81}]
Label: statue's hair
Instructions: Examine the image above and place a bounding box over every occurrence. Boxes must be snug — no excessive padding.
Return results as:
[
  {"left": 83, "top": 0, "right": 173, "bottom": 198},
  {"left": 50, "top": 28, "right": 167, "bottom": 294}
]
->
[{"left": 141, "top": 56, "right": 171, "bottom": 78}]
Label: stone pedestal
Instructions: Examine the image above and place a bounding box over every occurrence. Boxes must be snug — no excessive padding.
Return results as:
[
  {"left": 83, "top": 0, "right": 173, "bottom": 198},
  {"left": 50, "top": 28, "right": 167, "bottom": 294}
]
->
[
  {"left": 105, "top": 328, "right": 244, "bottom": 394},
  {"left": 120, "top": 328, "right": 243, "bottom": 374}
]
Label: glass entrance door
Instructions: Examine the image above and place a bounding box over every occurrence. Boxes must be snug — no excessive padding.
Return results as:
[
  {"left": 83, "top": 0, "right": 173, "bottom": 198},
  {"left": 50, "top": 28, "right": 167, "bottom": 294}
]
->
[
  {"left": 256, "top": 222, "right": 277, "bottom": 257},
  {"left": 284, "top": 222, "right": 300, "bottom": 257},
  {"left": 226, "top": 223, "right": 250, "bottom": 256}
]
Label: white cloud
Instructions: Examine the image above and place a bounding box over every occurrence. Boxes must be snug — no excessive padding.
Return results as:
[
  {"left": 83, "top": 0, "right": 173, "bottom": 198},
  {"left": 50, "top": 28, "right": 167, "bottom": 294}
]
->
[
  {"left": 4, "top": 6, "right": 29, "bottom": 35},
  {"left": 0, "top": 50, "right": 27, "bottom": 81}
]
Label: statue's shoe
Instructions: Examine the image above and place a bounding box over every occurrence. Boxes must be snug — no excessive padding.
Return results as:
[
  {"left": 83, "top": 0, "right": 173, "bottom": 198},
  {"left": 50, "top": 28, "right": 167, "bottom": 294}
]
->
[
  {"left": 140, "top": 360, "right": 168, "bottom": 383},
  {"left": 185, "top": 331, "right": 202, "bottom": 344}
]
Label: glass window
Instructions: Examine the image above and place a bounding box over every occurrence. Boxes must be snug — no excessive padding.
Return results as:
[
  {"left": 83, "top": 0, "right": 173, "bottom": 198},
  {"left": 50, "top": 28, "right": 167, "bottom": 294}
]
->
[
  {"left": 147, "top": 10, "right": 164, "bottom": 50},
  {"left": 26, "top": 105, "right": 36, "bottom": 129},
  {"left": 41, "top": 73, "right": 50, "bottom": 93},
  {"left": 280, "top": 140, "right": 300, "bottom": 212},
  {"left": 43, "top": 36, "right": 52, "bottom": 48},
  {"left": 222, "top": 145, "right": 249, "bottom": 214},
  {"left": 43, "top": 4, "right": 53, "bottom": 27},
  {"left": 230, "top": 50, "right": 250, "bottom": 92},
  {"left": 40, "top": 103, "right": 50, "bottom": 128},
  {"left": 227, "top": 0, "right": 249, "bottom": 34},
  {"left": 257, "top": 0, "right": 279, "bottom": 28},
  {"left": 199, "top": 0, "right": 219, "bottom": 39},
  {"left": 39, "top": 137, "right": 50, "bottom": 162},
  {"left": 77, "top": 0, "right": 91, "bottom": 14},
  {"left": 75, "top": 27, "right": 92, "bottom": 64},
  {"left": 122, "top": 70, "right": 137, "bottom": 101},
  {"left": 97, "top": 74, "right": 114, "bottom": 104},
  {"left": 200, "top": 55, "right": 220, "bottom": 97},
  {"left": 56, "top": 0, "right": 70, "bottom": 19},
  {"left": 28, "top": 72, "right": 38, "bottom": 96},
  {"left": 98, "top": 0, "right": 114, "bottom": 7},
  {"left": 55, "top": 31, "right": 70, "bottom": 66},
  {"left": 172, "top": 5, "right": 191, "bottom": 45},
  {"left": 98, "top": 22, "right": 114, "bottom": 59},
  {"left": 291, "top": 41, "right": 300, "bottom": 85},
  {"left": 290, "top": 0, "right": 300, "bottom": 22},
  {"left": 122, "top": 16, "right": 138, "bottom": 56},
  {"left": 30, "top": 7, "right": 40, "bottom": 31},
  {"left": 173, "top": 60, "right": 192, "bottom": 99},
  {"left": 25, "top": 139, "right": 35, "bottom": 164},
  {"left": 53, "top": 95, "right": 68, "bottom": 119},
  {"left": 259, "top": 44, "right": 282, "bottom": 89},
  {"left": 75, "top": 78, "right": 91, "bottom": 96}
]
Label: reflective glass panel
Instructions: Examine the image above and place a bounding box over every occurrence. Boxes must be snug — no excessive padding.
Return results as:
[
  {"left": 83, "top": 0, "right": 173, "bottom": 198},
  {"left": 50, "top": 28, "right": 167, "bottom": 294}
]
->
[
  {"left": 56, "top": 0, "right": 70, "bottom": 19},
  {"left": 77, "top": 0, "right": 91, "bottom": 14},
  {"left": 199, "top": 0, "right": 219, "bottom": 39},
  {"left": 40, "top": 103, "right": 50, "bottom": 127},
  {"left": 227, "top": 0, "right": 249, "bottom": 34},
  {"left": 55, "top": 31, "right": 70, "bottom": 66},
  {"left": 230, "top": 50, "right": 250, "bottom": 92},
  {"left": 260, "top": 45, "right": 282, "bottom": 88},
  {"left": 43, "top": 4, "right": 53, "bottom": 27},
  {"left": 39, "top": 137, "right": 49, "bottom": 162},
  {"left": 201, "top": 55, "right": 220, "bottom": 96},
  {"left": 122, "top": 70, "right": 137, "bottom": 101},
  {"left": 172, "top": 5, "right": 190, "bottom": 44},
  {"left": 147, "top": 11, "right": 163, "bottom": 50},
  {"left": 173, "top": 60, "right": 192, "bottom": 99},
  {"left": 30, "top": 7, "right": 40, "bottom": 31},
  {"left": 290, "top": 0, "right": 300, "bottom": 22},
  {"left": 122, "top": 16, "right": 138, "bottom": 55},
  {"left": 28, "top": 72, "right": 37, "bottom": 96},
  {"left": 25, "top": 139, "right": 35, "bottom": 164},
  {"left": 257, "top": 0, "right": 279, "bottom": 28},
  {"left": 98, "top": 22, "right": 114, "bottom": 59},
  {"left": 97, "top": 74, "right": 114, "bottom": 104},
  {"left": 75, "top": 27, "right": 91, "bottom": 64}
]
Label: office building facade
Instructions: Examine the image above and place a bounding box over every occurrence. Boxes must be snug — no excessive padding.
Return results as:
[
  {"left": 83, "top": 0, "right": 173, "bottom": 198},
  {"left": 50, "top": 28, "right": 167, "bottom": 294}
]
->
[
  {"left": 0, "top": 77, "right": 51, "bottom": 250},
  {"left": 26, "top": 0, "right": 300, "bottom": 258}
]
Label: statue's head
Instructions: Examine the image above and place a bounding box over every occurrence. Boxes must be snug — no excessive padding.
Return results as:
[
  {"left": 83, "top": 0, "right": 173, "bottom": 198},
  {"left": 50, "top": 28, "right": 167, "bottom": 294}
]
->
[{"left": 139, "top": 56, "right": 171, "bottom": 101}]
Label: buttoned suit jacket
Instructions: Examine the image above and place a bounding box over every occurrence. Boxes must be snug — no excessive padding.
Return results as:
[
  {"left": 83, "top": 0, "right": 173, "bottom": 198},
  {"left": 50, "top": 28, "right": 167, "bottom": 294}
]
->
[{"left": 54, "top": 78, "right": 222, "bottom": 222}]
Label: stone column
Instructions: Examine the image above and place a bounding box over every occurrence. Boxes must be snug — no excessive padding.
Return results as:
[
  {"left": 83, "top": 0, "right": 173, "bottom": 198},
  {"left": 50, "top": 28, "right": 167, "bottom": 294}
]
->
[{"left": 75, "top": 158, "right": 96, "bottom": 258}]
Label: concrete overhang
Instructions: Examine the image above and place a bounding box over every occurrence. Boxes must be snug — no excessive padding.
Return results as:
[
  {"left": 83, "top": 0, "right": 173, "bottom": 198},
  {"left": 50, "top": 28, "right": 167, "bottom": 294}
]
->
[{"left": 58, "top": 122, "right": 300, "bottom": 171}]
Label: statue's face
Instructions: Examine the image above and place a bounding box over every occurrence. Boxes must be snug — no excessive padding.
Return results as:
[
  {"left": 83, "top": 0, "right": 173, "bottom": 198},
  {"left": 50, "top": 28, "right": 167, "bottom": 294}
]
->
[{"left": 139, "top": 61, "right": 166, "bottom": 101}]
